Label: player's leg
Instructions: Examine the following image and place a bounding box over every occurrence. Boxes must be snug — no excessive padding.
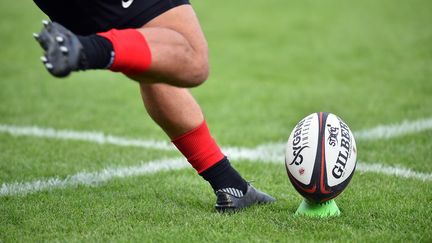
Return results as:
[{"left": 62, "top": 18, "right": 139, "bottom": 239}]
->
[
  {"left": 140, "top": 83, "right": 276, "bottom": 212},
  {"left": 138, "top": 6, "right": 275, "bottom": 211},
  {"left": 137, "top": 24, "right": 251, "bottom": 207}
]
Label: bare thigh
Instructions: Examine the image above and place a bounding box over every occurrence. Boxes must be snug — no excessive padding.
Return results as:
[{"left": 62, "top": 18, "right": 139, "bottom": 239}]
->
[{"left": 130, "top": 4, "right": 209, "bottom": 87}]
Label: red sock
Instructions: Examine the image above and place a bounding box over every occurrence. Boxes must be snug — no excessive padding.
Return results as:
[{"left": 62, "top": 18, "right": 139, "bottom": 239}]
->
[
  {"left": 172, "top": 121, "right": 225, "bottom": 174},
  {"left": 97, "top": 29, "right": 152, "bottom": 75}
]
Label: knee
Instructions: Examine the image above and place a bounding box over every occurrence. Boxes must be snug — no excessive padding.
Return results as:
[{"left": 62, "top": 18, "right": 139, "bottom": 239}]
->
[
  {"left": 188, "top": 58, "right": 209, "bottom": 87},
  {"left": 152, "top": 49, "right": 209, "bottom": 88}
]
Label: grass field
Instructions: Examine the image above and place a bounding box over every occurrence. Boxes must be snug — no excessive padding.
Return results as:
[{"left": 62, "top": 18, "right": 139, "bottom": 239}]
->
[{"left": 1, "top": 0, "right": 432, "bottom": 242}]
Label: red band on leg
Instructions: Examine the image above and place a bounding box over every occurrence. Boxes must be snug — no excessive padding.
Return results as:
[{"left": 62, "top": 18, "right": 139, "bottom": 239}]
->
[
  {"left": 172, "top": 121, "right": 225, "bottom": 173},
  {"left": 97, "top": 29, "right": 152, "bottom": 75}
]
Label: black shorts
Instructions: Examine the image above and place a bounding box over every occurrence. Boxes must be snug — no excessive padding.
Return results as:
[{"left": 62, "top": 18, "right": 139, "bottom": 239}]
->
[{"left": 33, "top": 0, "right": 190, "bottom": 35}]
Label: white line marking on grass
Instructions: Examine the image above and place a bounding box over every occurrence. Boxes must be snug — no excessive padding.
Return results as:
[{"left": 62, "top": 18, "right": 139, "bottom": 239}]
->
[
  {"left": 224, "top": 143, "right": 282, "bottom": 162},
  {"left": 356, "top": 162, "right": 432, "bottom": 182},
  {"left": 0, "top": 124, "right": 174, "bottom": 151},
  {"left": 0, "top": 158, "right": 187, "bottom": 197},
  {"left": 354, "top": 117, "right": 432, "bottom": 140},
  {"left": 1, "top": 116, "right": 432, "bottom": 196}
]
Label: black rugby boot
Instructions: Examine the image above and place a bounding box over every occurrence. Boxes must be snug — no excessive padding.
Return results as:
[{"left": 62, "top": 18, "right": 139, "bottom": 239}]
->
[
  {"left": 215, "top": 183, "right": 276, "bottom": 213},
  {"left": 34, "top": 20, "right": 87, "bottom": 77}
]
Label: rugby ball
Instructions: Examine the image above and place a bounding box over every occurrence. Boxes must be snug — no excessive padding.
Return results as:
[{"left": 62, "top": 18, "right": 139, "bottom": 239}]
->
[{"left": 285, "top": 112, "right": 357, "bottom": 202}]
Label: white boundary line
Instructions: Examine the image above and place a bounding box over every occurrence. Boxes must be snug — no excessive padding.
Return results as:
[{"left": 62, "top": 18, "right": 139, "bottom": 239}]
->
[
  {"left": 356, "top": 162, "right": 432, "bottom": 182},
  {"left": 1, "top": 117, "right": 432, "bottom": 196},
  {"left": 0, "top": 158, "right": 187, "bottom": 197},
  {"left": 0, "top": 124, "right": 174, "bottom": 151},
  {"left": 354, "top": 117, "right": 432, "bottom": 140}
]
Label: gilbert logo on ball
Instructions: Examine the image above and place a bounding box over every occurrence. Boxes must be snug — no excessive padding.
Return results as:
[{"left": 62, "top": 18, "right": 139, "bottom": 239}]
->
[{"left": 285, "top": 112, "right": 357, "bottom": 217}]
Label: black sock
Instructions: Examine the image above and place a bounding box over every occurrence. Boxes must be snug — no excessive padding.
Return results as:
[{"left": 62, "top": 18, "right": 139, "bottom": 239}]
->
[
  {"left": 200, "top": 157, "right": 248, "bottom": 195},
  {"left": 77, "top": 35, "right": 114, "bottom": 70}
]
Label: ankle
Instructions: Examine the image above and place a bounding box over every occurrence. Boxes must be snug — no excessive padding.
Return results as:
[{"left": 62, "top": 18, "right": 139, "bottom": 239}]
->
[{"left": 200, "top": 157, "right": 248, "bottom": 194}]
